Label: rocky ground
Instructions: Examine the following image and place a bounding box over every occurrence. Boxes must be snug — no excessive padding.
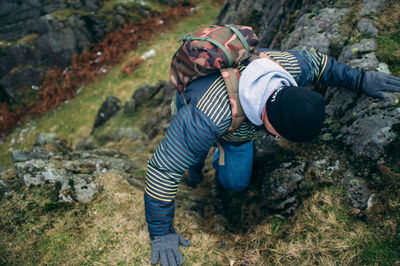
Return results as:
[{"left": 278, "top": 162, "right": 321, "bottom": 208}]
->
[{"left": 2, "top": 0, "right": 399, "bottom": 228}]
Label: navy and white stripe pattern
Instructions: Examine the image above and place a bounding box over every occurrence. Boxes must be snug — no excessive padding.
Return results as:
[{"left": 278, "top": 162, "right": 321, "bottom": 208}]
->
[
  {"left": 319, "top": 56, "right": 363, "bottom": 91},
  {"left": 144, "top": 192, "right": 176, "bottom": 238},
  {"left": 146, "top": 104, "right": 220, "bottom": 202},
  {"left": 144, "top": 49, "right": 363, "bottom": 238}
]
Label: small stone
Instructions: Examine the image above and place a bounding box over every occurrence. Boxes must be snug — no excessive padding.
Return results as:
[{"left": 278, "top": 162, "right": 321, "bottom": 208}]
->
[
  {"left": 91, "top": 96, "right": 121, "bottom": 133},
  {"left": 320, "top": 133, "right": 334, "bottom": 142},
  {"left": 59, "top": 193, "right": 74, "bottom": 202},
  {"left": 357, "top": 19, "right": 378, "bottom": 37},
  {"left": 348, "top": 53, "right": 379, "bottom": 71},
  {"left": 11, "top": 150, "right": 33, "bottom": 163},
  {"left": 123, "top": 99, "right": 136, "bottom": 114},
  {"left": 76, "top": 137, "right": 97, "bottom": 150},
  {"left": 376, "top": 63, "right": 392, "bottom": 75},
  {"left": 342, "top": 172, "right": 369, "bottom": 209},
  {"left": 131, "top": 81, "right": 165, "bottom": 108},
  {"left": 113, "top": 127, "right": 141, "bottom": 141},
  {"left": 73, "top": 177, "right": 98, "bottom": 202},
  {"left": 339, "top": 39, "right": 377, "bottom": 63},
  {"left": 34, "top": 133, "right": 58, "bottom": 147},
  {"left": 360, "top": 0, "right": 387, "bottom": 15}
]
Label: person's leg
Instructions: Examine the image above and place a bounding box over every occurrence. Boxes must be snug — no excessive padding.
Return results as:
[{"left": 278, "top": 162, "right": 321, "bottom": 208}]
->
[
  {"left": 187, "top": 151, "right": 208, "bottom": 187},
  {"left": 212, "top": 141, "right": 253, "bottom": 191}
]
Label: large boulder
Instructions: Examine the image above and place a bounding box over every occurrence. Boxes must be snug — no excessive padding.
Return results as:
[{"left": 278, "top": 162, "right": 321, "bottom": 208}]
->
[
  {"left": 9, "top": 133, "right": 139, "bottom": 202},
  {"left": 1, "top": 67, "right": 45, "bottom": 101},
  {"left": 280, "top": 7, "right": 350, "bottom": 54},
  {"left": 216, "top": 0, "right": 330, "bottom": 49},
  {"left": 35, "top": 28, "right": 78, "bottom": 67}
]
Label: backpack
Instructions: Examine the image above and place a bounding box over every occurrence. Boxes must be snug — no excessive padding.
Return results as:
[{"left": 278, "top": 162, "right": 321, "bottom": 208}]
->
[{"left": 169, "top": 25, "right": 263, "bottom": 132}]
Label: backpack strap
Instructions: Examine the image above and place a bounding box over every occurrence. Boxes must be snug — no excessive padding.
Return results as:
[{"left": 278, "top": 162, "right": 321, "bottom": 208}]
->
[
  {"left": 224, "top": 24, "right": 250, "bottom": 53},
  {"left": 180, "top": 35, "right": 233, "bottom": 67},
  {"left": 220, "top": 67, "right": 246, "bottom": 132}
]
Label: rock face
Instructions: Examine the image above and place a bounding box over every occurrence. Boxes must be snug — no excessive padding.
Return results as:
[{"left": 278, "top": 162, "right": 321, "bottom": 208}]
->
[
  {"left": 216, "top": 0, "right": 330, "bottom": 49},
  {"left": 280, "top": 7, "right": 350, "bottom": 55},
  {"left": 5, "top": 133, "right": 140, "bottom": 202},
  {"left": 0, "top": 0, "right": 162, "bottom": 103},
  {"left": 217, "top": 0, "right": 398, "bottom": 217},
  {"left": 0, "top": 0, "right": 106, "bottom": 102}
]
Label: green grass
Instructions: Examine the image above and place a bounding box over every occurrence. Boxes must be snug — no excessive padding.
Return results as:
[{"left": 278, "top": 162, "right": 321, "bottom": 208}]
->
[
  {"left": 376, "top": 33, "right": 400, "bottom": 76},
  {"left": 361, "top": 237, "right": 400, "bottom": 265},
  {"left": 0, "top": 0, "right": 220, "bottom": 169},
  {"left": 49, "top": 9, "right": 91, "bottom": 21},
  {"left": 375, "top": 0, "right": 400, "bottom": 76}
]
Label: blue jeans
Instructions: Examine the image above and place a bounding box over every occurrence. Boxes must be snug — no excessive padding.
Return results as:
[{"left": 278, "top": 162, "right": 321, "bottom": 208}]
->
[
  {"left": 188, "top": 141, "right": 254, "bottom": 191},
  {"left": 212, "top": 141, "right": 253, "bottom": 191}
]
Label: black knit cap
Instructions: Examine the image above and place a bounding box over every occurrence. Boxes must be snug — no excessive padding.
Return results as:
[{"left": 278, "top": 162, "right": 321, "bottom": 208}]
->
[{"left": 266, "top": 86, "right": 325, "bottom": 142}]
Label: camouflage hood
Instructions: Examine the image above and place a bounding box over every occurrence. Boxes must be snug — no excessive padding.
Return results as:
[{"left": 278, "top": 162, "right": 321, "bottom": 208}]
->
[{"left": 239, "top": 58, "right": 297, "bottom": 126}]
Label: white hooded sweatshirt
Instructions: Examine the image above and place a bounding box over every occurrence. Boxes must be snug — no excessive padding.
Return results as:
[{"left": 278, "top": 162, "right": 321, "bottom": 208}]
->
[{"left": 238, "top": 57, "right": 297, "bottom": 126}]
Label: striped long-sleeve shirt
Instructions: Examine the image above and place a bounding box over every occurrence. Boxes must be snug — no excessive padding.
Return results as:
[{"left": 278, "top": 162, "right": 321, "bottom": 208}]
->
[{"left": 144, "top": 49, "right": 364, "bottom": 238}]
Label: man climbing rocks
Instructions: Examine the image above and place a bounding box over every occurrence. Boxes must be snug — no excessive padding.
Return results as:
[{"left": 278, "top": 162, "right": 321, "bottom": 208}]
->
[{"left": 144, "top": 38, "right": 400, "bottom": 266}]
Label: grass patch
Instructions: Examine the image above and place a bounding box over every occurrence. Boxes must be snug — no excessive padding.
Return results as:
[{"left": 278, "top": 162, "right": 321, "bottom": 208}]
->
[
  {"left": 360, "top": 237, "right": 400, "bottom": 265},
  {"left": 49, "top": 9, "right": 92, "bottom": 21},
  {"left": 232, "top": 185, "right": 371, "bottom": 265},
  {"left": 16, "top": 34, "right": 39, "bottom": 45},
  {"left": 340, "top": 0, "right": 363, "bottom": 45},
  {"left": 376, "top": 1, "right": 400, "bottom": 76}
]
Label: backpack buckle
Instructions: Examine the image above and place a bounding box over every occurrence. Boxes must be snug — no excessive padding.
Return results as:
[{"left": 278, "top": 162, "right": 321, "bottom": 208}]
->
[{"left": 179, "top": 34, "right": 192, "bottom": 42}]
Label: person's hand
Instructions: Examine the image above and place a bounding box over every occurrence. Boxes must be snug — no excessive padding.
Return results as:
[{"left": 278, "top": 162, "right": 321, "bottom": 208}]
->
[
  {"left": 151, "top": 233, "right": 190, "bottom": 266},
  {"left": 361, "top": 71, "right": 400, "bottom": 99}
]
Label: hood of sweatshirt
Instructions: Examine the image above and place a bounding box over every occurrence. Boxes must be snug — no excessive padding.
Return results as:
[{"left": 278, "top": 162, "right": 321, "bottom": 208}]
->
[{"left": 238, "top": 57, "right": 297, "bottom": 126}]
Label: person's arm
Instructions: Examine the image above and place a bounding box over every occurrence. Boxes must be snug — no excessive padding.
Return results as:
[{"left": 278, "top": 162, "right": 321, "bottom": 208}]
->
[
  {"left": 144, "top": 103, "right": 221, "bottom": 265},
  {"left": 289, "top": 50, "right": 400, "bottom": 98}
]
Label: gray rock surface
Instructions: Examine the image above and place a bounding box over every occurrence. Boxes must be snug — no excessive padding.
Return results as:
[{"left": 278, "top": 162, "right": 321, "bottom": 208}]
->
[
  {"left": 360, "top": 0, "right": 388, "bottom": 15},
  {"left": 0, "top": 43, "right": 40, "bottom": 79},
  {"left": 34, "top": 133, "right": 59, "bottom": 147},
  {"left": 113, "top": 127, "right": 142, "bottom": 141},
  {"left": 281, "top": 8, "right": 350, "bottom": 53},
  {"left": 280, "top": 2, "right": 400, "bottom": 162},
  {"left": 357, "top": 19, "right": 378, "bottom": 37},
  {"left": 216, "top": 0, "right": 330, "bottom": 49},
  {"left": 347, "top": 53, "right": 380, "bottom": 71},
  {"left": 11, "top": 150, "right": 34, "bottom": 163},
  {"left": 260, "top": 162, "right": 305, "bottom": 214},
  {"left": 9, "top": 133, "right": 138, "bottom": 202},
  {"left": 35, "top": 28, "right": 77, "bottom": 67},
  {"left": 75, "top": 136, "right": 98, "bottom": 150},
  {"left": 131, "top": 81, "right": 165, "bottom": 108},
  {"left": 340, "top": 100, "right": 400, "bottom": 160},
  {"left": 342, "top": 172, "right": 369, "bottom": 209},
  {"left": 123, "top": 99, "right": 136, "bottom": 114},
  {"left": 0, "top": 0, "right": 139, "bottom": 102},
  {"left": 1, "top": 67, "right": 45, "bottom": 100},
  {"left": 338, "top": 38, "right": 377, "bottom": 63}
]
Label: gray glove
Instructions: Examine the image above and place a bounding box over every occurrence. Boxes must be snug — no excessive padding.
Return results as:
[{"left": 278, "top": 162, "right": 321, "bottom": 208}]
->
[
  {"left": 151, "top": 233, "right": 190, "bottom": 266},
  {"left": 361, "top": 71, "right": 400, "bottom": 99}
]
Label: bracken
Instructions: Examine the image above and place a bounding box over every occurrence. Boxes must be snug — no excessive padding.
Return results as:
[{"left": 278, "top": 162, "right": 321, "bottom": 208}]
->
[{"left": 0, "top": 3, "right": 194, "bottom": 138}]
